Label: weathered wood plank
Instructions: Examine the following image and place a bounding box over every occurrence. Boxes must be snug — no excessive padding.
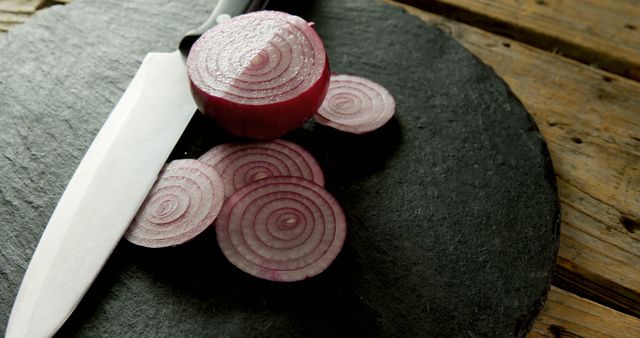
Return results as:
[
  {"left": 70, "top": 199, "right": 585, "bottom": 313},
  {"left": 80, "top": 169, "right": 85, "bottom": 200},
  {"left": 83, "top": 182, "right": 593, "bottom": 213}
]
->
[
  {"left": 399, "top": 0, "right": 640, "bottom": 80},
  {"left": 0, "top": 1, "right": 70, "bottom": 33},
  {"left": 0, "top": 22, "right": 19, "bottom": 32},
  {"left": 388, "top": 1, "right": 640, "bottom": 316},
  {"left": 0, "top": 11, "right": 32, "bottom": 24},
  {"left": 0, "top": 1, "right": 71, "bottom": 28},
  {"left": 0, "top": 0, "right": 45, "bottom": 13},
  {"left": 528, "top": 286, "right": 640, "bottom": 338}
]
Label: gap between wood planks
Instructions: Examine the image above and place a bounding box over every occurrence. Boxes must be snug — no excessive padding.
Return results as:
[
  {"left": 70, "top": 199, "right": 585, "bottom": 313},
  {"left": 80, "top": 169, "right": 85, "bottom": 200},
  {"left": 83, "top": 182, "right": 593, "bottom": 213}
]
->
[
  {"left": 397, "top": 0, "right": 640, "bottom": 82},
  {"left": 384, "top": 0, "right": 640, "bottom": 323}
]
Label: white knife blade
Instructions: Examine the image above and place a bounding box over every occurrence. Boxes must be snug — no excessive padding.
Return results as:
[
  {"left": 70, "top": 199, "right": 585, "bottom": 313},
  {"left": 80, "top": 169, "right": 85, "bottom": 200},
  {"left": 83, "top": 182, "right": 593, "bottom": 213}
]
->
[
  {"left": 6, "top": 50, "right": 195, "bottom": 338},
  {"left": 6, "top": 0, "right": 269, "bottom": 336}
]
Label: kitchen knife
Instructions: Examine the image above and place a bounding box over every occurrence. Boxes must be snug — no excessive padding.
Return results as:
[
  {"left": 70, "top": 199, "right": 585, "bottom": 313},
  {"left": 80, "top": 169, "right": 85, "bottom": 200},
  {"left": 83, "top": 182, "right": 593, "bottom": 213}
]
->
[{"left": 5, "top": 0, "right": 268, "bottom": 337}]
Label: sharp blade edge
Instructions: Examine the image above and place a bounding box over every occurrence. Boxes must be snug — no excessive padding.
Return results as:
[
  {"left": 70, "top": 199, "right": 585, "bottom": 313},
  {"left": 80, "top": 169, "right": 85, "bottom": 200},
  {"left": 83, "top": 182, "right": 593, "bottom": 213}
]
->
[{"left": 6, "top": 50, "right": 197, "bottom": 338}]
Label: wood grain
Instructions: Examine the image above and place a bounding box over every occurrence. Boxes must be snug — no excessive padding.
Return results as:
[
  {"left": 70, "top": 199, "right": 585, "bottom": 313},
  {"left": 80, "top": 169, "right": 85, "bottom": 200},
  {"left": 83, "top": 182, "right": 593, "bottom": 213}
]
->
[
  {"left": 0, "top": 1, "right": 70, "bottom": 34},
  {"left": 388, "top": 0, "right": 640, "bottom": 317},
  {"left": 0, "top": 21, "right": 19, "bottom": 32},
  {"left": 0, "top": 0, "right": 45, "bottom": 13},
  {"left": 528, "top": 286, "right": 640, "bottom": 338},
  {"left": 400, "top": 0, "right": 640, "bottom": 80},
  {"left": 0, "top": 11, "right": 31, "bottom": 24}
]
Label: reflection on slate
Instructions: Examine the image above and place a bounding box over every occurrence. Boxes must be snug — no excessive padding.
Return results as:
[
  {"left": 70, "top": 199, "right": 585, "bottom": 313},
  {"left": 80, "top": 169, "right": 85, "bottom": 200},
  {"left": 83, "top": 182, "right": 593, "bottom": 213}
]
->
[{"left": 0, "top": 0, "right": 559, "bottom": 337}]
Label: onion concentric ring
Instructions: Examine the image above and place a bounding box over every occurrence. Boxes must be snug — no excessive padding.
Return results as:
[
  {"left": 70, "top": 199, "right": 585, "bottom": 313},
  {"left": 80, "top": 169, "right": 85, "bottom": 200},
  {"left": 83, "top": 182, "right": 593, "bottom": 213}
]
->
[
  {"left": 314, "top": 74, "right": 395, "bottom": 134},
  {"left": 215, "top": 176, "right": 347, "bottom": 282},
  {"left": 199, "top": 140, "right": 324, "bottom": 198},
  {"left": 187, "top": 11, "right": 330, "bottom": 139},
  {"left": 125, "top": 159, "right": 224, "bottom": 248}
]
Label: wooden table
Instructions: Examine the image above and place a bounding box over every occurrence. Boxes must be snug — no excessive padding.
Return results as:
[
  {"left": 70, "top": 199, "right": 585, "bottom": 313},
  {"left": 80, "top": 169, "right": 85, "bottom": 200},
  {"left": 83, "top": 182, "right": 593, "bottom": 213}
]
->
[
  {"left": 3, "top": 0, "right": 639, "bottom": 336},
  {"left": 389, "top": 1, "right": 640, "bottom": 336}
]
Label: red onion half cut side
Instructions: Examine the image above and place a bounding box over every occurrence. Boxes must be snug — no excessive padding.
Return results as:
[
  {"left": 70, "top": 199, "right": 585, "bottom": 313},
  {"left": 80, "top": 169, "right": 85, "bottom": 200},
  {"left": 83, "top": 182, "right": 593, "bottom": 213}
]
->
[
  {"left": 215, "top": 176, "right": 347, "bottom": 282},
  {"left": 199, "top": 139, "right": 324, "bottom": 198},
  {"left": 314, "top": 74, "right": 395, "bottom": 134},
  {"left": 125, "top": 159, "right": 224, "bottom": 248},
  {"left": 187, "top": 11, "right": 330, "bottom": 140}
]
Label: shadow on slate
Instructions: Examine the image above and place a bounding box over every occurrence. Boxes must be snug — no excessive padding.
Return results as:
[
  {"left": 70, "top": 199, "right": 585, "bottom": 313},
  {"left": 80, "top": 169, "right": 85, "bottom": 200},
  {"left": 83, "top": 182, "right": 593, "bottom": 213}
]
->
[{"left": 0, "top": 0, "right": 559, "bottom": 337}]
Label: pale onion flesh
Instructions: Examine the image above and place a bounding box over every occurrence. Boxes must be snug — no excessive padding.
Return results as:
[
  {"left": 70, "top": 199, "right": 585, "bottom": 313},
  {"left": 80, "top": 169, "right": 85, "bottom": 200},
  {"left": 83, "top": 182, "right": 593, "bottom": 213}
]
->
[
  {"left": 187, "top": 11, "right": 330, "bottom": 139},
  {"left": 314, "top": 74, "right": 395, "bottom": 134},
  {"left": 215, "top": 176, "right": 347, "bottom": 282},
  {"left": 198, "top": 139, "right": 324, "bottom": 198},
  {"left": 125, "top": 159, "right": 224, "bottom": 248}
]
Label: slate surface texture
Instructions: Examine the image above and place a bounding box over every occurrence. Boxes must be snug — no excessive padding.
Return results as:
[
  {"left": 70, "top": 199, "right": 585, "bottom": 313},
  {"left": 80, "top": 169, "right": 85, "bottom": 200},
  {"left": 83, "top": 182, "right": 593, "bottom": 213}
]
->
[{"left": 0, "top": 0, "right": 559, "bottom": 337}]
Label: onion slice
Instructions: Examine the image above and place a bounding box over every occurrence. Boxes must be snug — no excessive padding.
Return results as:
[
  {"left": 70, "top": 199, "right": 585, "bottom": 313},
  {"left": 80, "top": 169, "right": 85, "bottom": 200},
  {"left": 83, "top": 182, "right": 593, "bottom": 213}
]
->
[
  {"left": 314, "top": 74, "right": 395, "bottom": 134},
  {"left": 215, "top": 176, "right": 347, "bottom": 282},
  {"left": 187, "top": 11, "right": 330, "bottom": 140},
  {"left": 198, "top": 139, "right": 324, "bottom": 197},
  {"left": 125, "top": 159, "right": 224, "bottom": 248}
]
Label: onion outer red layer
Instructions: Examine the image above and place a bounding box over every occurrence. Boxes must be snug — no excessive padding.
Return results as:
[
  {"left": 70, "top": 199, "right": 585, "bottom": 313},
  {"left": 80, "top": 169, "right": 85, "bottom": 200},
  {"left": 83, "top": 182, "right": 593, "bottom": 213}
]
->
[
  {"left": 125, "top": 159, "right": 224, "bottom": 248},
  {"left": 187, "top": 11, "right": 330, "bottom": 140},
  {"left": 314, "top": 74, "right": 395, "bottom": 134},
  {"left": 198, "top": 139, "right": 324, "bottom": 198},
  {"left": 215, "top": 176, "right": 346, "bottom": 282}
]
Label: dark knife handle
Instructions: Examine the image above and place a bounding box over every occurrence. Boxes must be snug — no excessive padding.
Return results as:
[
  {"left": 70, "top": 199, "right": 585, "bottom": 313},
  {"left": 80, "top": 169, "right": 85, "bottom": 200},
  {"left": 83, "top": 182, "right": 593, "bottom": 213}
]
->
[{"left": 179, "top": 0, "right": 269, "bottom": 53}]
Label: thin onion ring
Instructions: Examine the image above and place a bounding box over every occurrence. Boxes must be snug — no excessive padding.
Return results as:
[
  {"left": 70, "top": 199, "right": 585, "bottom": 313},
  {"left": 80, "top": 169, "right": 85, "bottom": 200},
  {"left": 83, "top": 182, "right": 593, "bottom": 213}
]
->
[
  {"left": 198, "top": 139, "right": 324, "bottom": 197},
  {"left": 215, "top": 176, "right": 346, "bottom": 282},
  {"left": 314, "top": 74, "right": 395, "bottom": 134},
  {"left": 125, "top": 159, "right": 224, "bottom": 248}
]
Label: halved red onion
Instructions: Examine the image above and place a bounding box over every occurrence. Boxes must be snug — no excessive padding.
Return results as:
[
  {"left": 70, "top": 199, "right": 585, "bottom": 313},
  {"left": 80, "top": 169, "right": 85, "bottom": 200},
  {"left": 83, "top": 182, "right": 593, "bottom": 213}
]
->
[
  {"left": 314, "top": 74, "right": 395, "bottom": 134},
  {"left": 187, "top": 11, "right": 330, "bottom": 140},
  {"left": 125, "top": 159, "right": 224, "bottom": 248},
  {"left": 215, "top": 176, "right": 346, "bottom": 282},
  {"left": 198, "top": 139, "right": 324, "bottom": 197}
]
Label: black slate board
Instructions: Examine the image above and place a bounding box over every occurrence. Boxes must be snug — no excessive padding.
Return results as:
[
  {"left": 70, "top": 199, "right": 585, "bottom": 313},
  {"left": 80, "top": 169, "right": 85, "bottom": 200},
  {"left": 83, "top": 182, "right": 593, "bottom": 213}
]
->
[{"left": 0, "top": 0, "right": 559, "bottom": 337}]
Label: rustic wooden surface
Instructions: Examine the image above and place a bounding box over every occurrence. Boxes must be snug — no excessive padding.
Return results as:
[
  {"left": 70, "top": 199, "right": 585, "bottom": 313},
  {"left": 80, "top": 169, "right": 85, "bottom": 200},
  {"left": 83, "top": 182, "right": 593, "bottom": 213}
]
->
[
  {"left": 389, "top": 1, "right": 640, "bottom": 337},
  {"left": 0, "top": 0, "right": 67, "bottom": 36},
  {"left": 2, "top": 0, "right": 639, "bottom": 336},
  {"left": 0, "top": 0, "right": 45, "bottom": 13},
  {"left": 400, "top": 0, "right": 640, "bottom": 80},
  {"left": 528, "top": 286, "right": 640, "bottom": 338}
]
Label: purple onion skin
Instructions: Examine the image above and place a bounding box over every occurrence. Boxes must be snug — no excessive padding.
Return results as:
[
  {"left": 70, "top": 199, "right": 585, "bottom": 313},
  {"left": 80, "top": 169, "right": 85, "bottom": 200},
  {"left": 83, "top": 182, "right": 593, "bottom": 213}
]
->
[
  {"left": 191, "top": 63, "right": 329, "bottom": 140},
  {"left": 188, "top": 11, "right": 331, "bottom": 140}
]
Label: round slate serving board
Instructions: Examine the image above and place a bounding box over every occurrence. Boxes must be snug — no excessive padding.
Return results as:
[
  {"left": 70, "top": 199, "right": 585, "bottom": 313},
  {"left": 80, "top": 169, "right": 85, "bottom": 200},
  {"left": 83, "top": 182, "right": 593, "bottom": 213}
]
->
[{"left": 0, "top": 0, "right": 559, "bottom": 337}]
